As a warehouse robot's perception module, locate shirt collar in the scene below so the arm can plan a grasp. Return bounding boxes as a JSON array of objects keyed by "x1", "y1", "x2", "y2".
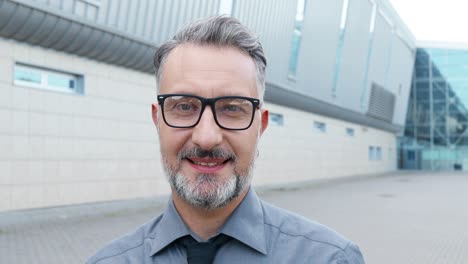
[
  {"x1": 219, "y1": 187, "x2": 267, "y2": 254},
  {"x1": 148, "y1": 187, "x2": 267, "y2": 256},
  {"x1": 149, "y1": 199, "x2": 191, "y2": 256}
]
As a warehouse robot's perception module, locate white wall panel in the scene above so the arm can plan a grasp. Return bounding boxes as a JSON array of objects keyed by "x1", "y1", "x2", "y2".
[
  {"x1": 234, "y1": 0, "x2": 296, "y2": 90},
  {"x1": 335, "y1": 0, "x2": 373, "y2": 112},
  {"x1": 296, "y1": 0, "x2": 343, "y2": 103},
  {"x1": 387, "y1": 37, "x2": 414, "y2": 125},
  {"x1": 255, "y1": 102, "x2": 397, "y2": 186},
  {"x1": 362, "y1": 11, "x2": 393, "y2": 112}
]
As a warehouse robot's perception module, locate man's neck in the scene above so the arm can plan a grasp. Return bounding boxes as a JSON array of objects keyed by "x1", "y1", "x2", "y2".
[{"x1": 172, "y1": 190, "x2": 248, "y2": 241}]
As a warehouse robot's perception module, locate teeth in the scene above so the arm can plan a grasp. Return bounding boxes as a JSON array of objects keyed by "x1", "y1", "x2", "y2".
[{"x1": 192, "y1": 161, "x2": 223, "y2": 167}]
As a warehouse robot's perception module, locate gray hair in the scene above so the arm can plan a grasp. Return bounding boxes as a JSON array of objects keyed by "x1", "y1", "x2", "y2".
[{"x1": 153, "y1": 15, "x2": 267, "y2": 100}]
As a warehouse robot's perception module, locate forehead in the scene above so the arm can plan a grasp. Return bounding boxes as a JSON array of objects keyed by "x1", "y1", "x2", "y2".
[{"x1": 159, "y1": 44, "x2": 258, "y2": 97}]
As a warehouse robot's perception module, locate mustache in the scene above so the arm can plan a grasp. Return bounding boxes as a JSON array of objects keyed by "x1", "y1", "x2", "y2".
[{"x1": 178, "y1": 147, "x2": 237, "y2": 162}]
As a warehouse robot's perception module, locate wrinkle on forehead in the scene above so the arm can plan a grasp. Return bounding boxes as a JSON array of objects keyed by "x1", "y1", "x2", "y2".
[{"x1": 162, "y1": 44, "x2": 257, "y2": 86}]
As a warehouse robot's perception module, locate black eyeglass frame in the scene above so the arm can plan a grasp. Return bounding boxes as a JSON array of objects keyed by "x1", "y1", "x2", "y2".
[{"x1": 157, "y1": 94, "x2": 261, "y2": 131}]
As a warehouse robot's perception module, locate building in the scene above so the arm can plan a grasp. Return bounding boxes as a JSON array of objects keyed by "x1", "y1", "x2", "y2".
[
  {"x1": 0, "y1": 0, "x2": 415, "y2": 211},
  {"x1": 400, "y1": 43, "x2": 468, "y2": 171}
]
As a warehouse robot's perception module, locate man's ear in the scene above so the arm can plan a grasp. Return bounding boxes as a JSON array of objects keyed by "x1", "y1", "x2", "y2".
[
  {"x1": 151, "y1": 103, "x2": 159, "y2": 128},
  {"x1": 259, "y1": 109, "x2": 268, "y2": 137}
]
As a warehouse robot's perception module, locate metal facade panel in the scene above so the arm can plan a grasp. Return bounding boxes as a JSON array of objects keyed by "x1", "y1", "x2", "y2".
[
  {"x1": 335, "y1": 0, "x2": 372, "y2": 113},
  {"x1": 362, "y1": 11, "x2": 392, "y2": 112},
  {"x1": 11, "y1": 9, "x2": 45, "y2": 41},
  {"x1": 133, "y1": 0, "x2": 218, "y2": 44},
  {"x1": 149, "y1": 0, "x2": 166, "y2": 41},
  {"x1": 234, "y1": 0, "x2": 296, "y2": 91},
  {"x1": 141, "y1": 0, "x2": 156, "y2": 38},
  {"x1": 163, "y1": 0, "x2": 181, "y2": 42},
  {"x1": 48, "y1": 0, "x2": 61, "y2": 8},
  {"x1": 387, "y1": 37, "x2": 415, "y2": 125},
  {"x1": 64, "y1": 25, "x2": 92, "y2": 53},
  {"x1": 51, "y1": 21, "x2": 82, "y2": 50},
  {"x1": 94, "y1": 35, "x2": 123, "y2": 61},
  {"x1": 41, "y1": 19, "x2": 72, "y2": 47},
  {"x1": 94, "y1": 0, "x2": 221, "y2": 45},
  {"x1": 117, "y1": 0, "x2": 130, "y2": 32},
  {"x1": 74, "y1": 0, "x2": 86, "y2": 17},
  {"x1": 265, "y1": 82, "x2": 402, "y2": 133},
  {"x1": 367, "y1": 83, "x2": 395, "y2": 122},
  {"x1": 74, "y1": 29, "x2": 109, "y2": 56},
  {"x1": 0, "y1": 0, "x2": 156, "y2": 73},
  {"x1": 135, "y1": 0, "x2": 150, "y2": 36},
  {"x1": 28, "y1": 0, "x2": 101, "y2": 21},
  {"x1": 128, "y1": 0, "x2": 142, "y2": 31},
  {"x1": 86, "y1": 5, "x2": 99, "y2": 20},
  {"x1": 266, "y1": 0, "x2": 297, "y2": 90},
  {"x1": 61, "y1": 0, "x2": 74, "y2": 13},
  {"x1": 296, "y1": 0, "x2": 343, "y2": 102},
  {"x1": 0, "y1": 4, "x2": 31, "y2": 37},
  {"x1": 103, "y1": 0, "x2": 119, "y2": 26},
  {"x1": 28, "y1": 14, "x2": 61, "y2": 45}
]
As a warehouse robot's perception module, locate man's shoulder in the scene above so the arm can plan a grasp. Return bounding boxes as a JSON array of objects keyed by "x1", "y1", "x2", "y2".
[
  {"x1": 261, "y1": 200, "x2": 348, "y2": 248},
  {"x1": 260, "y1": 200, "x2": 364, "y2": 263},
  {"x1": 86, "y1": 215, "x2": 162, "y2": 264}
]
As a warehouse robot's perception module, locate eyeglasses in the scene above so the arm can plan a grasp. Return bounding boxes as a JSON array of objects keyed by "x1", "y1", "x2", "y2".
[{"x1": 157, "y1": 94, "x2": 261, "y2": 130}]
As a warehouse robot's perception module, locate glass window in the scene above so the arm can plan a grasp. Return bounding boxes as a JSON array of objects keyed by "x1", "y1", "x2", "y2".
[
  {"x1": 332, "y1": 0, "x2": 349, "y2": 96},
  {"x1": 368, "y1": 1, "x2": 377, "y2": 33},
  {"x1": 432, "y1": 88, "x2": 445, "y2": 101},
  {"x1": 48, "y1": 72, "x2": 76, "y2": 89},
  {"x1": 369, "y1": 146, "x2": 375, "y2": 160},
  {"x1": 14, "y1": 65, "x2": 42, "y2": 84},
  {"x1": 415, "y1": 81, "x2": 430, "y2": 90},
  {"x1": 339, "y1": 0, "x2": 349, "y2": 30},
  {"x1": 376, "y1": 146, "x2": 382, "y2": 160},
  {"x1": 415, "y1": 67, "x2": 430, "y2": 78},
  {"x1": 288, "y1": 0, "x2": 307, "y2": 78},
  {"x1": 432, "y1": 67, "x2": 444, "y2": 79},
  {"x1": 269, "y1": 112, "x2": 284, "y2": 126},
  {"x1": 346, "y1": 127, "x2": 354, "y2": 136},
  {"x1": 415, "y1": 89, "x2": 429, "y2": 101},
  {"x1": 14, "y1": 63, "x2": 83, "y2": 94},
  {"x1": 360, "y1": 2, "x2": 377, "y2": 107},
  {"x1": 313, "y1": 121, "x2": 326, "y2": 133}
]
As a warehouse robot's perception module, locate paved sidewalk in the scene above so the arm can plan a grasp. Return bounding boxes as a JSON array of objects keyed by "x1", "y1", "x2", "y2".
[{"x1": 1, "y1": 172, "x2": 468, "y2": 264}]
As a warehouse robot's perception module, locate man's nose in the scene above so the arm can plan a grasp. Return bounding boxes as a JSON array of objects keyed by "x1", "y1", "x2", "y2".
[{"x1": 191, "y1": 106, "x2": 223, "y2": 149}]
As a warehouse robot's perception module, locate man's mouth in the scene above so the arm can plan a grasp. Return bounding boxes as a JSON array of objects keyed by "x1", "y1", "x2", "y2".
[
  {"x1": 187, "y1": 158, "x2": 231, "y2": 167},
  {"x1": 185, "y1": 157, "x2": 231, "y2": 172}
]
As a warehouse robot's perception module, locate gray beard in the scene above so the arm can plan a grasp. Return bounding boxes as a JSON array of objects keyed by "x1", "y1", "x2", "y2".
[{"x1": 163, "y1": 154, "x2": 255, "y2": 210}]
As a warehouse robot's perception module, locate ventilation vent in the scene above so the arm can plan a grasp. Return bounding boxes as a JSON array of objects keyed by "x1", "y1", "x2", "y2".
[{"x1": 367, "y1": 83, "x2": 395, "y2": 123}]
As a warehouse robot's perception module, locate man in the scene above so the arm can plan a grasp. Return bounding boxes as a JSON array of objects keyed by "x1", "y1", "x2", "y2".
[{"x1": 88, "y1": 16, "x2": 365, "y2": 264}]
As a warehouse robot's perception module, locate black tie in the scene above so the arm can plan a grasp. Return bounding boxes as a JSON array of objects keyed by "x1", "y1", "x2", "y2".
[{"x1": 180, "y1": 234, "x2": 231, "y2": 264}]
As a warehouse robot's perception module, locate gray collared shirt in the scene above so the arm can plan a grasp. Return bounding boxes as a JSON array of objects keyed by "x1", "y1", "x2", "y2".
[{"x1": 87, "y1": 188, "x2": 365, "y2": 263}]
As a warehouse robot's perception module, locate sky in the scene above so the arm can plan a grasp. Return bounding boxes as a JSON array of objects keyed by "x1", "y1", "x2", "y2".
[{"x1": 389, "y1": 0, "x2": 468, "y2": 44}]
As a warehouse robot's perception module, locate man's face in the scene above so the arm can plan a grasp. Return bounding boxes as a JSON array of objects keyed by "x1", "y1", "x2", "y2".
[{"x1": 152, "y1": 44, "x2": 268, "y2": 209}]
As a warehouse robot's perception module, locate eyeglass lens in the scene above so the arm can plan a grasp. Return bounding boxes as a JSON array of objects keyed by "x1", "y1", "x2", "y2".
[{"x1": 162, "y1": 95, "x2": 254, "y2": 129}]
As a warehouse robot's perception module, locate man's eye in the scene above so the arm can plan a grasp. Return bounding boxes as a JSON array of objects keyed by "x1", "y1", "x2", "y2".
[
  {"x1": 175, "y1": 103, "x2": 196, "y2": 112},
  {"x1": 223, "y1": 105, "x2": 242, "y2": 112}
]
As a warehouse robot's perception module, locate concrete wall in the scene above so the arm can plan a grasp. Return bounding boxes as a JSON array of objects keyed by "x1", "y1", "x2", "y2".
[
  {"x1": 0, "y1": 38, "x2": 396, "y2": 211},
  {"x1": 255, "y1": 103, "x2": 396, "y2": 186},
  {"x1": 0, "y1": 38, "x2": 166, "y2": 211}
]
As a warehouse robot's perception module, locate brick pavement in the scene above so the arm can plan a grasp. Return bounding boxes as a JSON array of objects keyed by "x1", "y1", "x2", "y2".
[{"x1": 0, "y1": 172, "x2": 467, "y2": 264}]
